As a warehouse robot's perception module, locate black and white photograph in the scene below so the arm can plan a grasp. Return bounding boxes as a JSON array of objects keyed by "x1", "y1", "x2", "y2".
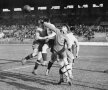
[{"x1": 0, "y1": 0, "x2": 108, "y2": 90}]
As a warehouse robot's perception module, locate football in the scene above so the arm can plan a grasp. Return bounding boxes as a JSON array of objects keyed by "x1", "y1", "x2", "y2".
[{"x1": 23, "y1": 5, "x2": 31, "y2": 12}]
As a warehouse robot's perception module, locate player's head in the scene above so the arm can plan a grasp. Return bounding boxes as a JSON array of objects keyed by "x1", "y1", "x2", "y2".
[
  {"x1": 39, "y1": 16, "x2": 50, "y2": 23},
  {"x1": 61, "y1": 24, "x2": 70, "y2": 34},
  {"x1": 38, "y1": 16, "x2": 50, "y2": 29},
  {"x1": 43, "y1": 16, "x2": 50, "y2": 22},
  {"x1": 61, "y1": 26, "x2": 68, "y2": 34}
]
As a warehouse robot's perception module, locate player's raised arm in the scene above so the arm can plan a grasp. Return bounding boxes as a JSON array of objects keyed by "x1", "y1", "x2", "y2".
[
  {"x1": 74, "y1": 37, "x2": 80, "y2": 58},
  {"x1": 45, "y1": 31, "x2": 56, "y2": 39},
  {"x1": 43, "y1": 22, "x2": 58, "y2": 32}
]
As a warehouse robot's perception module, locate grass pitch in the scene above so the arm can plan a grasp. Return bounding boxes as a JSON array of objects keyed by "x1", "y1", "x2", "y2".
[{"x1": 0, "y1": 45, "x2": 108, "y2": 90}]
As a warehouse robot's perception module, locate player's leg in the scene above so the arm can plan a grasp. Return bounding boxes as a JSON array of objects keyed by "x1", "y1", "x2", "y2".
[
  {"x1": 58, "y1": 52, "x2": 72, "y2": 85},
  {"x1": 32, "y1": 44, "x2": 43, "y2": 75},
  {"x1": 41, "y1": 44, "x2": 49, "y2": 66},
  {"x1": 64, "y1": 61, "x2": 73, "y2": 80},
  {"x1": 58, "y1": 67, "x2": 64, "y2": 84},
  {"x1": 45, "y1": 52, "x2": 57, "y2": 75},
  {"x1": 32, "y1": 51, "x2": 42, "y2": 75},
  {"x1": 21, "y1": 44, "x2": 39, "y2": 65},
  {"x1": 58, "y1": 59, "x2": 71, "y2": 85},
  {"x1": 71, "y1": 44, "x2": 75, "y2": 64},
  {"x1": 42, "y1": 39, "x2": 54, "y2": 66},
  {"x1": 45, "y1": 39, "x2": 55, "y2": 75},
  {"x1": 66, "y1": 49, "x2": 74, "y2": 78},
  {"x1": 21, "y1": 53, "x2": 33, "y2": 65}
]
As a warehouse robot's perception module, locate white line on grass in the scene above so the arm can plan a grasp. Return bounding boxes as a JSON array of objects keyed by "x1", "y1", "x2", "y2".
[
  {"x1": 79, "y1": 56, "x2": 108, "y2": 58},
  {"x1": 2, "y1": 65, "x2": 34, "y2": 72},
  {"x1": 2, "y1": 56, "x2": 108, "y2": 72}
]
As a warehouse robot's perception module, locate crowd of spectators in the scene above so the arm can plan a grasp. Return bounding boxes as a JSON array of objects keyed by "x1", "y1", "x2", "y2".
[
  {"x1": 0, "y1": 17, "x2": 107, "y2": 42},
  {"x1": 0, "y1": 24, "x2": 105, "y2": 41},
  {"x1": 0, "y1": 24, "x2": 37, "y2": 41},
  {"x1": 71, "y1": 24, "x2": 106, "y2": 40}
]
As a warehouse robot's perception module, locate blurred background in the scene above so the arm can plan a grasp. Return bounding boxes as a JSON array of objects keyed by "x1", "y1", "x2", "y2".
[{"x1": 0, "y1": 0, "x2": 108, "y2": 43}]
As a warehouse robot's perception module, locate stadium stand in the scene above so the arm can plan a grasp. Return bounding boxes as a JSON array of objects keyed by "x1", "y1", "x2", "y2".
[{"x1": 0, "y1": 0, "x2": 108, "y2": 43}]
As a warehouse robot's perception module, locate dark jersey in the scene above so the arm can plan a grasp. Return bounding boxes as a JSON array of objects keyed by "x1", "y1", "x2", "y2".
[
  {"x1": 36, "y1": 27, "x2": 47, "y2": 38},
  {"x1": 33, "y1": 27, "x2": 48, "y2": 51}
]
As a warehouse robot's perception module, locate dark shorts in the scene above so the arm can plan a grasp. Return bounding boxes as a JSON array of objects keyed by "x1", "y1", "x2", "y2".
[
  {"x1": 51, "y1": 46, "x2": 66, "y2": 62},
  {"x1": 32, "y1": 40, "x2": 46, "y2": 51},
  {"x1": 47, "y1": 39, "x2": 55, "y2": 52}
]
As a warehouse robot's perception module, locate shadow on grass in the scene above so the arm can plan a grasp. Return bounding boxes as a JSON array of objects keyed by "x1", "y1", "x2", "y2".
[
  {"x1": 0, "y1": 79, "x2": 45, "y2": 90},
  {"x1": 0, "y1": 71, "x2": 107, "y2": 90},
  {"x1": 0, "y1": 58, "x2": 105, "y2": 74},
  {"x1": 0, "y1": 58, "x2": 21, "y2": 64},
  {"x1": 103, "y1": 70, "x2": 108, "y2": 73},
  {"x1": 0, "y1": 71, "x2": 57, "y2": 86},
  {"x1": 0, "y1": 58, "x2": 35, "y2": 65}
]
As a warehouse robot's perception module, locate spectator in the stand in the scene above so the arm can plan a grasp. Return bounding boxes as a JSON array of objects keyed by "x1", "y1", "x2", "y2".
[
  {"x1": 106, "y1": 32, "x2": 108, "y2": 41},
  {"x1": 0, "y1": 30, "x2": 5, "y2": 39}
]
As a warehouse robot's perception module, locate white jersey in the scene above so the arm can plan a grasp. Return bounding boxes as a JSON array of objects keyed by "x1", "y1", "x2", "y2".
[
  {"x1": 66, "y1": 32, "x2": 77, "y2": 47},
  {"x1": 46, "y1": 28, "x2": 56, "y2": 39}
]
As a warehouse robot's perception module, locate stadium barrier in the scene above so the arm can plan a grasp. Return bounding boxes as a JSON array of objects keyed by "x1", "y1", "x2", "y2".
[
  {"x1": 0, "y1": 38, "x2": 108, "y2": 46},
  {"x1": 79, "y1": 42, "x2": 108, "y2": 46}
]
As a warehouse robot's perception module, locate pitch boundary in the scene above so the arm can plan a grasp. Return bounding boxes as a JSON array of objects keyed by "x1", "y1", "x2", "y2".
[
  {"x1": 79, "y1": 42, "x2": 108, "y2": 46},
  {"x1": 2, "y1": 65, "x2": 34, "y2": 72},
  {"x1": 0, "y1": 42, "x2": 108, "y2": 46}
]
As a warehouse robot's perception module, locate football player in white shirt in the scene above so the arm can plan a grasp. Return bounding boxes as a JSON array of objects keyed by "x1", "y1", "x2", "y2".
[
  {"x1": 66, "y1": 30, "x2": 79, "y2": 64},
  {"x1": 45, "y1": 25, "x2": 79, "y2": 77}
]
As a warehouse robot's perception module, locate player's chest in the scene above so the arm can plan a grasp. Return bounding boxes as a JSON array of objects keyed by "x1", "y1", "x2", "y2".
[
  {"x1": 39, "y1": 30, "x2": 47, "y2": 36},
  {"x1": 55, "y1": 34, "x2": 65, "y2": 44}
]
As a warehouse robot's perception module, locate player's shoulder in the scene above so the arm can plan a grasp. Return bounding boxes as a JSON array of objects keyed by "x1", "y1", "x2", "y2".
[
  {"x1": 67, "y1": 32, "x2": 73, "y2": 37},
  {"x1": 63, "y1": 34, "x2": 69, "y2": 40},
  {"x1": 36, "y1": 27, "x2": 43, "y2": 32}
]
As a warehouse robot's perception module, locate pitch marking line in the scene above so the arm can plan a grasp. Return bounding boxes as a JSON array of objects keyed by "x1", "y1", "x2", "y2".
[
  {"x1": 79, "y1": 56, "x2": 108, "y2": 58},
  {"x1": 2, "y1": 56, "x2": 108, "y2": 72},
  {"x1": 2, "y1": 65, "x2": 34, "y2": 72}
]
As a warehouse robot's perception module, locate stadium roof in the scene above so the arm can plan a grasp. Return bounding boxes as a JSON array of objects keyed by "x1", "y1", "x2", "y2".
[{"x1": 0, "y1": 0, "x2": 107, "y2": 9}]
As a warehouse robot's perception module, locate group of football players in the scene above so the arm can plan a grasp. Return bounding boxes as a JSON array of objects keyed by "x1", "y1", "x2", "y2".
[{"x1": 21, "y1": 17, "x2": 79, "y2": 85}]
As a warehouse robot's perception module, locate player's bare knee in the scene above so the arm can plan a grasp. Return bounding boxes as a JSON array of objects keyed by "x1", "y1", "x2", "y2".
[{"x1": 42, "y1": 44, "x2": 49, "y2": 53}]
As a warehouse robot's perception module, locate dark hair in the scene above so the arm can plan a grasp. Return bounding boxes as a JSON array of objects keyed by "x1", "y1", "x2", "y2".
[
  {"x1": 39, "y1": 16, "x2": 50, "y2": 22},
  {"x1": 62, "y1": 24, "x2": 70, "y2": 32}
]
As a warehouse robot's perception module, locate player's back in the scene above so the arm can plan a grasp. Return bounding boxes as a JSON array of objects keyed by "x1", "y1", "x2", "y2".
[{"x1": 53, "y1": 29, "x2": 66, "y2": 52}]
